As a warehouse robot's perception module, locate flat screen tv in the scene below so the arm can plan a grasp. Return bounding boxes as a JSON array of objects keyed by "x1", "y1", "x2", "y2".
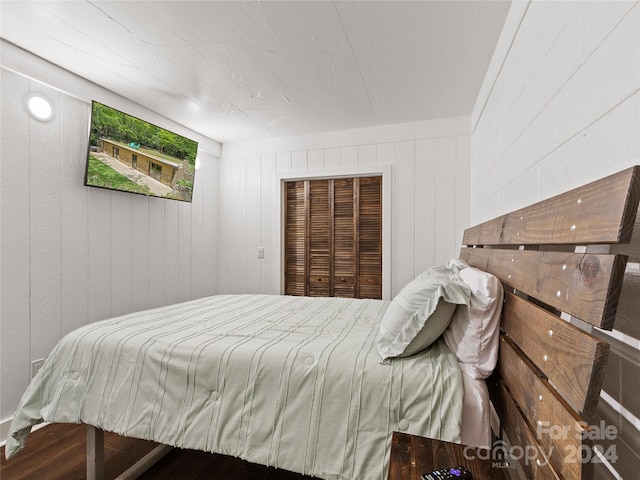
[{"x1": 85, "y1": 101, "x2": 199, "y2": 202}]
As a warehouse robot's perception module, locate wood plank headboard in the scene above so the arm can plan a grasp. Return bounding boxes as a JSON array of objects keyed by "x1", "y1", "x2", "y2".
[{"x1": 459, "y1": 166, "x2": 640, "y2": 480}]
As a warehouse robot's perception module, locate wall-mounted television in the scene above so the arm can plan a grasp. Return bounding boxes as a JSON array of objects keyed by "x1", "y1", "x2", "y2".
[{"x1": 85, "y1": 101, "x2": 198, "y2": 202}]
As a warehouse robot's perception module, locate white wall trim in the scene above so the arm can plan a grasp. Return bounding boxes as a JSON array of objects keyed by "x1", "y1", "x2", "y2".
[
  {"x1": 0, "y1": 417, "x2": 11, "y2": 448},
  {"x1": 274, "y1": 165, "x2": 393, "y2": 300},
  {"x1": 222, "y1": 116, "x2": 470, "y2": 157}
]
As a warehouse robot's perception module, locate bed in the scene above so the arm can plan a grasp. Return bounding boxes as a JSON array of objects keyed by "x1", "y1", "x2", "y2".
[
  {"x1": 5, "y1": 276, "x2": 498, "y2": 480},
  {"x1": 8, "y1": 165, "x2": 637, "y2": 480}
]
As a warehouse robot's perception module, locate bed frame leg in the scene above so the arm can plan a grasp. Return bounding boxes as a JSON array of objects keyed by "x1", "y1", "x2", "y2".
[
  {"x1": 87, "y1": 425, "x2": 105, "y2": 480},
  {"x1": 85, "y1": 423, "x2": 173, "y2": 480}
]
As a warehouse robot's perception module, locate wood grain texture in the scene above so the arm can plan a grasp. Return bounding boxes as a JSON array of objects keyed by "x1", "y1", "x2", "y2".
[
  {"x1": 387, "y1": 432, "x2": 507, "y2": 480},
  {"x1": 357, "y1": 176, "x2": 382, "y2": 298},
  {"x1": 284, "y1": 181, "x2": 306, "y2": 296},
  {"x1": 498, "y1": 336, "x2": 592, "y2": 480},
  {"x1": 463, "y1": 166, "x2": 640, "y2": 246},
  {"x1": 333, "y1": 178, "x2": 356, "y2": 297},
  {"x1": 501, "y1": 293, "x2": 609, "y2": 417},
  {"x1": 284, "y1": 176, "x2": 381, "y2": 299},
  {"x1": 466, "y1": 166, "x2": 640, "y2": 480},
  {"x1": 307, "y1": 179, "x2": 331, "y2": 296},
  {"x1": 494, "y1": 383, "x2": 562, "y2": 480},
  {"x1": 611, "y1": 210, "x2": 640, "y2": 263},
  {"x1": 460, "y1": 247, "x2": 627, "y2": 329}
]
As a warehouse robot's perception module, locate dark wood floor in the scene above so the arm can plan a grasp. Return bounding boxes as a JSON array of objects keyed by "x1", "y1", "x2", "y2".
[{"x1": 1, "y1": 424, "x2": 320, "y2": 480}]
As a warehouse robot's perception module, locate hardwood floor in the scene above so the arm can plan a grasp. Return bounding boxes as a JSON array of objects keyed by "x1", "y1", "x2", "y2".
[{"x1": 1, "y1": 424, "x2": 320, "y2": 480}]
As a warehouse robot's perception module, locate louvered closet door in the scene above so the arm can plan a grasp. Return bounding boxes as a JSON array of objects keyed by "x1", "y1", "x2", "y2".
[
  {"x1": 333, "y1": 178, "x2": 356, "y2": 297},
  {"x1": 285, "y1": 181, "x2": 306, "y2": 296},
  {"x1": 357, "y1": 176, "x2": 382, "y2": 299},
  {"x1": 284, "y1": 176, "x2": 382, "y2": 299},
  {"x1": 308, "y1": 180, "x2": 331, "y2": 296}
]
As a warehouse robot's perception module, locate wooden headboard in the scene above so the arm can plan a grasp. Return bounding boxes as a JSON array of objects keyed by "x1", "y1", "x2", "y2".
[{"x1": 459, "y1": 166, "x2": 640, "y2": 480}]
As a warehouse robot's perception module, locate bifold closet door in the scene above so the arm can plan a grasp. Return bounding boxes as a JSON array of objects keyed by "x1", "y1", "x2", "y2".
[
  {"x1": 284, "y1": 176, "x2": 381, "y2": 299},
  {"x1": 332, "y1": 178, "x2": 356, "y2": 298},
  {"x1": 307, "y1": 180, "x2": 331, "y2": 296},
  {"x1": 285, "y1": 181, "x2": 306, "y2": 296},
  {"x1": 357, "y1": 176, "x2": 382, "y2": 299}
]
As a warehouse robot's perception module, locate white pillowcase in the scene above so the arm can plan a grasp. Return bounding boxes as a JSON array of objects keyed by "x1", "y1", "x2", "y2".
[
  {"x1": 443, "y1": 262, "x2": 503, "y2": 379},
  {"x1": 377, "y1": 265, "x2": 471, "y2": 364}
]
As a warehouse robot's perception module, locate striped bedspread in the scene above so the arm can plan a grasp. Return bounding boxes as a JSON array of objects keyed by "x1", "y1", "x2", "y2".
[{"x1": 6, "y1": 294, "x2": 463, "y2": 479}]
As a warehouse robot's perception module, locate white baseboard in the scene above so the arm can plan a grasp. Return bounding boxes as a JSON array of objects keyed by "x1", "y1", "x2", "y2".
[{"x1": 0, "y1": 417, "x2": 11, "y2": 448}]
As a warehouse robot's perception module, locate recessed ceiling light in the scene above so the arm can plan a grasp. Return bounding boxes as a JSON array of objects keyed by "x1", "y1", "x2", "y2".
[{"x1": 26, "y1": 94, "x2": 54, "y2": 121}]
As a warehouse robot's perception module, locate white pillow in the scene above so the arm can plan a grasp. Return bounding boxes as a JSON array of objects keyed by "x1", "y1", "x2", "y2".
[
  {"x1": 377, "y1": 265, "x2": 471, "y2": 364},
  {"x1": 443, "y1": 265, "x2": 503, "y2": 379}
]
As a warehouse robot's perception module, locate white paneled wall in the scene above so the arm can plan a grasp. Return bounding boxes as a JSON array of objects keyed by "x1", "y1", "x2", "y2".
[
  {"x1": 219, "y1": 118, "x2": 471, "y2": 299},
  {"x1": 471, "y1": 0, "x2": 639, "y2": 224},
  {"x1": 0, "y1": 50, "x2": 219, "y2": 428}
]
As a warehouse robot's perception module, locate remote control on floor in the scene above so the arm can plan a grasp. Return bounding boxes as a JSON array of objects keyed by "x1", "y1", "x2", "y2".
[{"x1": 421, "y1": 466, "x2": 472, "y2": 480}]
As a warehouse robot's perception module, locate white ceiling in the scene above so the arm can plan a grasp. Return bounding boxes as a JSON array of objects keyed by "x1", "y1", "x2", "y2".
[{"x1": 1, "y1": 1, "x2": 511, "y2": 144}]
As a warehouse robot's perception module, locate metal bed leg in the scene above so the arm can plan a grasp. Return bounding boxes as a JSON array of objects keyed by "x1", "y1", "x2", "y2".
[
  {"x1": 87, "y1": 425, "x2": 104, "y2": 480},
  {"x1": 85, "y1": 423, "x2": 173, "y2": 480},
  {"x1": 113, "y1": 444, "x2": 173, "y2": 480}
]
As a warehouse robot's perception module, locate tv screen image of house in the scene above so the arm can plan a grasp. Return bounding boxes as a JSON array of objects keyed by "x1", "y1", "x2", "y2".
[{"x1": 85, "y1": 101, "x2": 199, "y2": 202}]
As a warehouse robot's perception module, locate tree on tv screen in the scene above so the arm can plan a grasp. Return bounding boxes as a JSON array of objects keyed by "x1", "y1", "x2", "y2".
[{"x1": 90, "y1": 102, "x2": 197, "y2": 165}]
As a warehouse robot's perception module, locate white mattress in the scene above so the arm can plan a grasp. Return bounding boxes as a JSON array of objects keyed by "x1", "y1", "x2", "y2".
[{"x1": 6, "y1": 294, "x2": 465, "y2": 480}]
